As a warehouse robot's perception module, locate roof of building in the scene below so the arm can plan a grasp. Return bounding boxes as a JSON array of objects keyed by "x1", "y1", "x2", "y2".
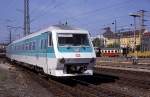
[
  {"x1": 143, "y1": 32, "x2": 150, "y2": 37},
  {"x1": 103, "y1": 29, "x2": 146, "y2": 39},
  {"x1": 101, "y1": 47, "x2": 121, "y2": 50}
]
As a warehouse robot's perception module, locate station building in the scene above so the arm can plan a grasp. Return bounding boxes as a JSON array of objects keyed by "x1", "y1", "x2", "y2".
[
  {"x1": 141, "y1": 32, "x2": 150, "y2": 51},
  {"x1": 103, "y1": 28, "x2": 145, "y2": 50}
]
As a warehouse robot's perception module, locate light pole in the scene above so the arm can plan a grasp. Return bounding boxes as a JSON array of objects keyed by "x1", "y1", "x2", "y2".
[
  {"x1": 24, "y1": 0, "x2": 30, "y2": 36},
  {"x1": 112, "y1": 20, "x2": 118, "y2": 48},
  {"x1": 129, "y1": 13, "x2": 140, "y2": 64},
  {"x1": 112, "y1": 19, "x2": 117, "y2": 33}
]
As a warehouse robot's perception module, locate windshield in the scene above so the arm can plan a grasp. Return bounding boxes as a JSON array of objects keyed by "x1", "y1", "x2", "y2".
[{"x1": 58, "y1": 33, "x2": 90, "y2": 46}]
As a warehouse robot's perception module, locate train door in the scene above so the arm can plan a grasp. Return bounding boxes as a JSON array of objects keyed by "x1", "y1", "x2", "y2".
[
  {"x1": 40, "y1": 32, "x2": 49, "y2": 74},
  {"x1": 45, "y1": 32, "x2": 49, "y2": 74},
  {"x1": 44, "y1": 32, "x2": 53, "y2": 74}
]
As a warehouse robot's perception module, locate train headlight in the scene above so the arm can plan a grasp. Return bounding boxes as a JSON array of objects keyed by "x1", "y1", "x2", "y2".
[
  {"x1": 90, "y1": 57, "x2": 95, "y2": 63},
  {"x1": 59, "y1": 58, "x2": 65, "y2": 64}
]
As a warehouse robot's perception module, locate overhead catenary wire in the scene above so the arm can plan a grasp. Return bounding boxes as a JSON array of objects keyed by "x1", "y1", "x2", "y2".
[
  {"x1": 60, "y1": 0, "x2": 136, "y2": 32},
  {"x1": 30, "y1": 0, "x2": 146, "y2": 33},
  {"x1": 30, "y1": 0, "x2": 68, "y2": 23},
  {"x1": 31, "y1": 0, "x2": 131, "y2": 25},
  {"x1": 63, "y1": 0, "x2": 131, "y2": 22},
  {"x1": 30, "y1": 0, "x2": 56, "y2": 15}
]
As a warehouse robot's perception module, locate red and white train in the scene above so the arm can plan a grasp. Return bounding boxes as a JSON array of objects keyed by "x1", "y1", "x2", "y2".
[
  {"x1": 101, "y1": 48, "x2": 123, "y2": 57},
  {"x1": 94, "y1": 48, "x2": 123, "y2": 57}
]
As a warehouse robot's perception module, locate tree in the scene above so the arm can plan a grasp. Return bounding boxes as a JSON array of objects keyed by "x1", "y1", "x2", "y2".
[
  {"x1": 92, "y1": 38, "x2": 101, "y2": 47},
  {"x1": 136, "y1": 45, "x2": 141, "y2": 51},
  {"x1": 107, "y1": 42, "x2": 120, "y2": 48}
]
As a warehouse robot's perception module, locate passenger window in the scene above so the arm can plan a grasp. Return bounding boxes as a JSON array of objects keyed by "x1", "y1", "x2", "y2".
[
  {"x1": 49, "y1": 33, "x2": 52, "y2": 46},
  {"x1": 33, "y1": 42, "x2": 35, "y2": 50},
  {"x1": 26, "y1": 43, "x2": 28, "y2": 50},
  {"x1": 41, "y1": 40, "x2": 43, "y2": 49},
  {"x1": 44, "y1": 39, "x2": 47, "y2": 48},
  {"x1": 29, "y1": 43, "x2": 31, "y2": 50}
]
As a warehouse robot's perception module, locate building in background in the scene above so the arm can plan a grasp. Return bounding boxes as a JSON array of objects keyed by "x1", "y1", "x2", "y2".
[
  {"x1": 102, "y1": 27, "x2": 145, "y2": 51},
  {"x1": 103, "y1": 27, "x2": 120, "y2": 48},
  {"x1": 119, "y1": 30, "x2": 141, "y2": 49},
  {"x1": 141, "y1": 32, "x2": 150, "y2": 51}
]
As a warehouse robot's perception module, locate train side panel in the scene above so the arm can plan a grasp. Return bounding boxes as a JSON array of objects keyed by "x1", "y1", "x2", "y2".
[{"x1": 6, "y1": 32, "x2": 57, "y2": 74}]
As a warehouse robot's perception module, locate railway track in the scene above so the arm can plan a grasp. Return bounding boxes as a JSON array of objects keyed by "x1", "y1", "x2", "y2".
[
  {"x1": 70, "y1": 76, "x2": 131, "y2": 97},
  {"x1": 29, "y1": 72, "x2": 132, "y2": 97},
  {"x1": 95, "y1": 68, "x2": 150, "y2": 97},
  {"x1": 4, "y1": 59, "x2": 150, "y2": 97},
  {"x1": 98, "y1": 63, "x2": 150, "y2": 69}
]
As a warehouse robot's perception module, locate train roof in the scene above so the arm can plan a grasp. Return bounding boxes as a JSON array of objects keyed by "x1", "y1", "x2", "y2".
[
  {"x1": 9, "y1": 25, "x2": 88, "y2": 45},
  {"x1": 101, "y1": 48, "x2": 121, "y2": 50},
  {"x1": 52, "y1": 24, "x2": 81, "y2": 30}
]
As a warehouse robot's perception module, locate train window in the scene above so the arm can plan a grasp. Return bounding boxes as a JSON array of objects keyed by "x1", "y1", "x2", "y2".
[
  {"x1": 49, "y1": 33, "x2": 52, "y2": 46},
  {"x1": 19, "y1": 45, "x2": 20, "y2": 50},
  {"x1": 16, "y1": 46, "x2": 18, "y2": 50},
  {"x1": 28, "y1": 43, "x2": 30, "y2": 50},
  {"x1": 33, "y1": 42, "x2": 35, "y2": 50},
  {"x1": 17, "y1": 45, "x2": 18, "y2": 50},
  {"x1": 41, "y1": 39, "x2": 47, "y2": 49},
  {"x1": 18, "y1": 45, "x2": 20, "y2": 50},
  {"x1": 29, "y1": 42, "x2": 32, "y2": 50},
  {"x1": 11, "y1": 46, "x2": 13, "y2": 51},
  {"x1": 41, "y1": 40, "x2": 43, "y2": 49},
  {"x1": 44, "y1": 39, "x2": 47, "y2": 48},
  {"x1": 30, "y1": 43, "x2": 32, "y2": 50},
  {"x1": 23, "y1": 44, "x2": 25, "y2": 50},
  {"x1": 30, "y1": 42, "x2": 32, "y2": 50},
  {"x1": 15, "y1": 46, "x2": 17, "y2": 50},
  {"x1": 26, "y1": 43, "x2": 28, "y2": 50},
  {"x1": 22, "y1": 44, "x2": 24, "y2": 50},
  {"x1": 58, "y1": 33, "x2": 90, "y2": 46}
]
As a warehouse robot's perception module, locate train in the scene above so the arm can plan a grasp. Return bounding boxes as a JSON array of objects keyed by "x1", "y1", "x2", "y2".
[
  {"x1": 100, "y1": 48, "x2": 123, "y2": 57},
  {"x1": 95, "y1": 48, "x2": 123, "y2": 57},
  {"x1": 6, "y1": 25, "x2": 96, "y2": 76}
]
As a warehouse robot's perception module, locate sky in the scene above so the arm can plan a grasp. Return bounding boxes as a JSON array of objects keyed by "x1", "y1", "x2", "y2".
[{"x1": 0, "y1": 0, "x2": 150, "y2": 43}]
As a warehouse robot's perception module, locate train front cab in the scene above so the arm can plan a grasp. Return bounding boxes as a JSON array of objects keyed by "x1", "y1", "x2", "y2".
[{"x1": 47, "y1": 31, "x2": 96, "y2": 76}]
